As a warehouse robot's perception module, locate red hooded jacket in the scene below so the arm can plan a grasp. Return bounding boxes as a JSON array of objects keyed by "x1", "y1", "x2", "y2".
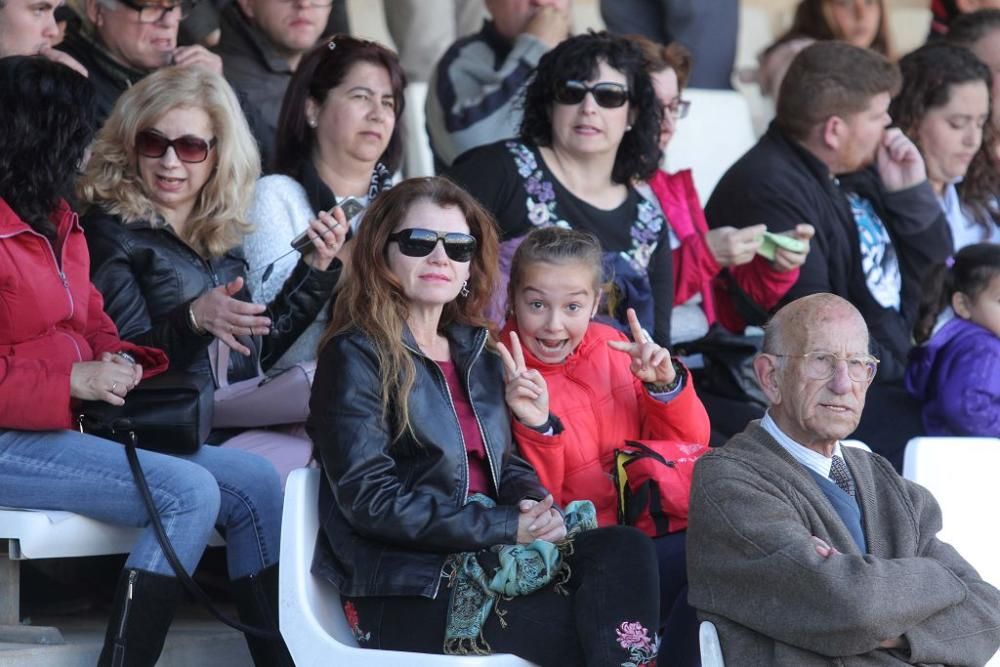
[
  {"x1": 501, "y1": 320, "x2": 711, "y2": 527},
  {"x1": 649, "y1": 168, "x2": 799, "y2": 332},
  {"x1": 0, "y1": 198, "x2": 167, "y2": 430}
]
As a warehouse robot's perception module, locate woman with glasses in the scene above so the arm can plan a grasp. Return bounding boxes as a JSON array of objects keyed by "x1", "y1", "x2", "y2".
[
  {"x1": 0, "y1": 56, "x2": 289, "y2": 667},
  {"x1": 243, "y1": 35, "x2": 405, "y2": 369},
  {"x1": 308, "y1": 176, "x2": 661, "y2": 666},
  {"x1": 631, "y1": 36, "x2": 813, "y2": 344},
  {"x1": 446, "y1": 31, "x2": 674, "y2": 343},
  {"x1": 79, "y1": 67, "x2": 341, "y2": 487},
  {"x1": 57, "y1": 0, "x2": 220, "y2": 122}
]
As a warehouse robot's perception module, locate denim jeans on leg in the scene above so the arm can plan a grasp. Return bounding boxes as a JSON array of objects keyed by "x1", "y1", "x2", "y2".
[{"x1": 0, "y1": 429, "x2": 282, "y2": 579}]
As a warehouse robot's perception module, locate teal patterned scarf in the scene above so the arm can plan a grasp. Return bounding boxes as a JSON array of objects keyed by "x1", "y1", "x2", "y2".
[{"x1": 443, "y1": 495, "x2": 597, "y2": 655}]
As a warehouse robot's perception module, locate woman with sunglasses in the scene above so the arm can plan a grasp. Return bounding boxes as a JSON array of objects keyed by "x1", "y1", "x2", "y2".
[
  {"x1": 308, "y1": 176, "x2": 660, "y2": 666},
  {"x1": 243, "y1": 35, "x2": 406, "y2": 370},
  {"x1": 446, "y1": 31, "x2": 674, "y2": 344},
  {"x1": 0, "y1": 56, "x2": 289, "y2": 667},
  {"x1": 79, "y1": 67, "x2": 341, "y2": 487},
  {"x1": 630, "y1": 36, "x2": 814, "y2": 345}
]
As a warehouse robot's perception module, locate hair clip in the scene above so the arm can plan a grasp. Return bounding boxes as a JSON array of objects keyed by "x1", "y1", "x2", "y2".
[
  {"x1": 328, "y1": 38, "x2": 337, "y2": 51},
  {"x1": 945, "y1": 255, "x2": 956, "y2": 269}
]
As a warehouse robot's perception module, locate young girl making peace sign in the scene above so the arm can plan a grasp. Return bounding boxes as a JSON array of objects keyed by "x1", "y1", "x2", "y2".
[{"x1": 498, "y1": 226, "x2": 710, "y2": 667}]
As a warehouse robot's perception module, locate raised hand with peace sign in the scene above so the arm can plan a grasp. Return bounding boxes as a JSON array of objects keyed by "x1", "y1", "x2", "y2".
[
  {"x1": 497, "y1": 331, "x2": 550, "y2": 429},
  {"x1": 607, "y1": 308, "x2": 677, "y2": 387}
]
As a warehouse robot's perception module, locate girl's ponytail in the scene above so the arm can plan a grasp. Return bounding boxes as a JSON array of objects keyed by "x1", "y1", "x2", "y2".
[{"x1": 914, "y1": 261, "x2": 954, "y2": 345}]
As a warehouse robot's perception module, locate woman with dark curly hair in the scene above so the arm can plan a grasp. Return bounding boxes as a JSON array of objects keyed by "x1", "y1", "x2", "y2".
[
  {"x1": 891, "y1": 42, "x2": 1000, "y2": 250},
  {"x1": 446, "y1": 31, "x2": 674, "y2": 344},
  {"x1": 0, "y1": 56, "x2": 289, "y2": 666},
  {"x1": 308, "y1": 176, "x2": 661, "y2": 666}
]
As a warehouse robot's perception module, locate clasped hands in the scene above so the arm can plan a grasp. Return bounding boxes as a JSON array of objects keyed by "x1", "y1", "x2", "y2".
[{"x1": 70, "y1": 351, "x2": 143, "y2": 406}]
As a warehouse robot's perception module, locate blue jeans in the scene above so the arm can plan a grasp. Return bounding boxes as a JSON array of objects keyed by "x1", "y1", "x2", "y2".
[{"x1": 0, "y1": 429, "x2": 282, "y2": 579}]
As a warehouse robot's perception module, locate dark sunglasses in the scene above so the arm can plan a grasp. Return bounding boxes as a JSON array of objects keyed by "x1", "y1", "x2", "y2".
[
  {"x1": 553, "y1": 80, "x2": 630, "y2": 108},
  {"x1": 136, "y1": 130, "x2": 217, "y2": 164},
  {"x1": 388, "y1": 228, "x2": 477, "y2": 262}
]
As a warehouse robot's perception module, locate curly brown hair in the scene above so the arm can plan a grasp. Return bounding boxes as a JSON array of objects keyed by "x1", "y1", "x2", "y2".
[{"x1": 891, "y1": 42, "x2": 999, "y2": 235}]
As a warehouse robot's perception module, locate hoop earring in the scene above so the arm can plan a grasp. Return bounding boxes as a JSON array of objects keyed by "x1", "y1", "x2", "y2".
[{"x1": 460, "y1": 280, "x2": 470, "y2": 298}]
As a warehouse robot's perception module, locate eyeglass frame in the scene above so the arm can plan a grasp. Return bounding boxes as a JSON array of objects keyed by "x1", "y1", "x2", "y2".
[
  {"x1": 115, "y1": 0, "x2": 196, "y2": 24},
  {"x1": 277, "y1": 0, "x2": 335, "y2": 7},
  {"x1": 135, "y1": 130, "x2": 218, "y2": 164},
  {"x1": 664, "y1": 97, "x2": 691, "y2": 119},
  {"x1": 768, "y1": 351, "x2": 880, "y2": 383},
  {"x1": 386, "y1": 228, "x2": 478, "y2": 263},
  {"x1": 552, "y1": 80, "x2": 631, "y2": 109}
]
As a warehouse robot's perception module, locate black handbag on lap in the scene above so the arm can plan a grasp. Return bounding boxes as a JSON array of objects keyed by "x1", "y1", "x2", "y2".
[
  {"x1": 76, "y1": 369, "x2": 280, "y2": 640},
  {"x1": 76, "y1": 371, "x2": 213, "y2": 454}
]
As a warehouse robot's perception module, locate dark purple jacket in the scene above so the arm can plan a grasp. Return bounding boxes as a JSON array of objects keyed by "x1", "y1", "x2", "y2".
[{"x1": 905, "y1": 316, "x2": 1000, "y2": 437}]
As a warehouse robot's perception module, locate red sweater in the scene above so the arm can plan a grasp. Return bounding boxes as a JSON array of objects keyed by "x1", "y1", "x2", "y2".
[
  {"x1": 501, "y1": 320, "x2": 711, "y2": 527},
  {"x1": 0, "y1": 198, "x2": 167, "y2": 430},
  {"x1": 649, "y1": 168, "x2": 799, "y2": 332}
]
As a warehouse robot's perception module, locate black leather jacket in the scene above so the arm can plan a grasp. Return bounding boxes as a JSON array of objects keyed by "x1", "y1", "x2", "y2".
[
  {"x1": 307, "y1": 323, "x2": 550, "y2": 598},
  {"x1": 83, "y1": 210, "x2": 339, "y2": 385}
]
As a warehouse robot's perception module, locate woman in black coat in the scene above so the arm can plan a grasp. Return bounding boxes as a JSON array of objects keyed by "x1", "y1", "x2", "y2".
[
  {"x1": 307, "y1": 176, "x2": 661, "y2": 666},
  {"x1": 79, "y1": 67, "x2": 344, "y2": 486}
]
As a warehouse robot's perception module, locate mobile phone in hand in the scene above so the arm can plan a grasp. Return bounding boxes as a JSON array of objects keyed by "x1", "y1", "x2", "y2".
[{"x1": 291, "y1": 197, "x2": 364, "y2": 255}]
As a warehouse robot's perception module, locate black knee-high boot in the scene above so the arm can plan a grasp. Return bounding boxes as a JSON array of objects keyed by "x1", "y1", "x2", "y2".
[
  {"x1": 230, "y1": 564, "x2": 294, "y2": 667},
  {"x1": 97, "y1": 569, "x2": 181, "y2": 667}
]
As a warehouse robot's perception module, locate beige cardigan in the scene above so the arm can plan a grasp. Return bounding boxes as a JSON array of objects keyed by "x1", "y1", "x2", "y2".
[{"x1": 687, "y1": 421, "x2": 1000, "y2": 666}]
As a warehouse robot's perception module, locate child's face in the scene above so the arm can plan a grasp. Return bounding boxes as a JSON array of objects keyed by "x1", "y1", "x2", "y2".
[
  {"x1": 957, "y1": 274, "x2": 1000, "y2": 338},
  {"x1": 512, "y1": 260, "x2": 600, "y2": 364}
]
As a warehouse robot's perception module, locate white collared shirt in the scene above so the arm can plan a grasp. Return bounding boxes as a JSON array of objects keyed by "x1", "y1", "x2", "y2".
[{"x1": 760, "y1": 411, "x2": 843, "y2": 478}]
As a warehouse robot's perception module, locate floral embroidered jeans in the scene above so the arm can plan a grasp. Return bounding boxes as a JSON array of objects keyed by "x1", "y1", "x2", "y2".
[{"x1": 342, "y1": 525, "x2": 661, "y2": 667}]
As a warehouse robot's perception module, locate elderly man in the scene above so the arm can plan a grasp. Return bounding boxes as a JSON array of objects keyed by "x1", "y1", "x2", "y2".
[
  {"x1": 686, "y1": 293, "x2": 1000, "y2": 666},
  {"x1": 214, "y1": 0, "x2": 330, "y2": 170},
  {"x1": 425, "y1": 0, "x2": 571, "y2": 168},
  {"x1": 57, "y1": 0, "x2": 221, "y2": 121}
]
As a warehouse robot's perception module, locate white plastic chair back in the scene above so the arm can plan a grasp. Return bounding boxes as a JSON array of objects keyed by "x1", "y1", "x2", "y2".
[
  {"x1": 402, "y1": 82, "x2": 435, "y2": 178},
  {"x1": 662, "y1": 89, "x2": 756, "y2": 203},
  {"x1": 278, "y1": 468, "x2": 537, "y2": 666},
  {"x1": 902, "y1": 437, "x2": 1000, "y2": 666},
  {"x1": 699, "y1": 620, "x2": 725, "y2": 667},
  {"x1": 841, "y1": 439, "x2": 872, "y2": 453}
]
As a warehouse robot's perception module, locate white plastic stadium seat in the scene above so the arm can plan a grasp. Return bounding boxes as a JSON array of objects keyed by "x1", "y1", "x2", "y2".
[
  {"x1": 0, "y1": 507, "x2": 223, "y2": 644},
  {"x1": 902, "y1": 436, "x2": 1000, "y2": 666},
  {"x1": 699, "y1": 620, "x2": 725, "y2": 667},
  {"x1": 841, "y1": 439, "x2": 872, "y2": 453},
  {"x1": 662, "y1": 88, "x2": 756, "y2": 203},
  {"x1": 278, "y1": 468, "x2": 537, "y2": 666},
  {"x1": 401, "y1": 82, "x2": 436, "y2": 178}
]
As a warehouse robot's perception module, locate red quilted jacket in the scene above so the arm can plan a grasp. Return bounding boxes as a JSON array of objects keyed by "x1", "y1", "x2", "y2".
[
  {"x1": 501, "y1": 320, "x2": 711, "y2": 527},
  {"x1": 0, "y1": 198, "x2": 167, "y2": 430},
  {"x1": 649, "y1": 168, "x2": 799, "y2": 333}
]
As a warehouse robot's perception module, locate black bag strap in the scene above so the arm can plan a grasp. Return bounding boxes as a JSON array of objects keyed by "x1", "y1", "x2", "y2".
[
  {"x1": 719, "y1": 269, "x2": 771, "y2": 328},
  {"x1": 122, "y1": 433, "x2": 281, "y2": 640}
]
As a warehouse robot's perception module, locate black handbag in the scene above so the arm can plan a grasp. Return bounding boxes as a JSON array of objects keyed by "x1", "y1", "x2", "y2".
[
  {"x1": 673, "y1": 269, "x2": 772, "y2": 409},
  {"x1": 76, "y1": 369, "x2": 280, "y2": 641},
  {"x1": 76, "y1": 371, "x2": 213, "y2": 454}
]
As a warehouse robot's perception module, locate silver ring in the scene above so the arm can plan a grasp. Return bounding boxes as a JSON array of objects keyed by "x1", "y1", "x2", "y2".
[{"x1": 111, "y1": 382, "x2": 119, "y2": 393}]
